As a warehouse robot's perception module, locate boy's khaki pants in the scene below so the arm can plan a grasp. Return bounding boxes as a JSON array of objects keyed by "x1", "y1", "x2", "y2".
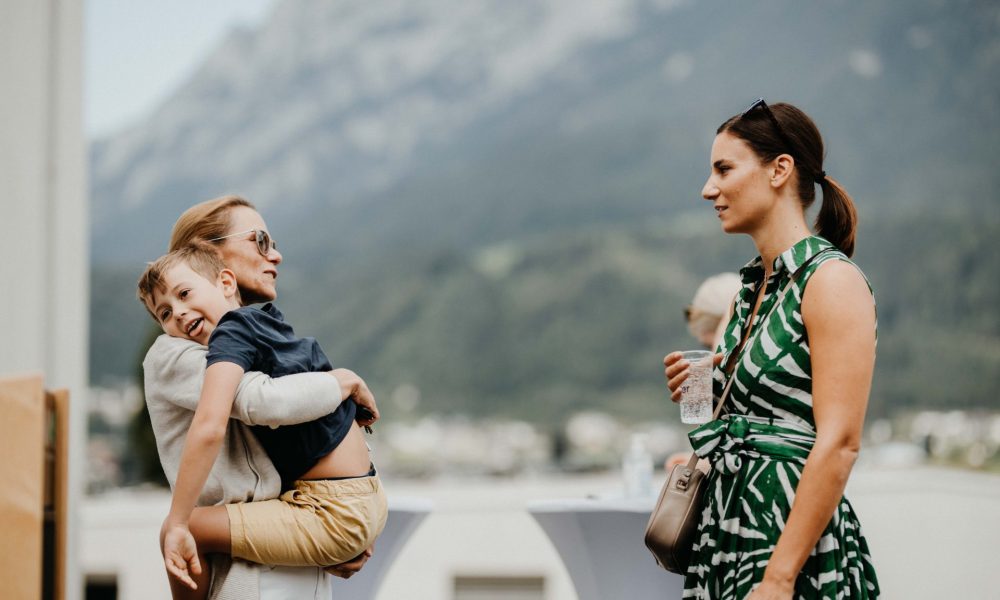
[{"x1": 226, "y1": 474, "x2": 387, "y2": 566}]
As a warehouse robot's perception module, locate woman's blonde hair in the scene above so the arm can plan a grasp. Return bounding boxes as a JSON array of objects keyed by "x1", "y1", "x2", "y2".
[{"x1": 168, "y1": 194, "x2": 255, "y2": 252}]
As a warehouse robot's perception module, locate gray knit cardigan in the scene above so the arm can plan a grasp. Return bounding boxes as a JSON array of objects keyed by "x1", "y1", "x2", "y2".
[{"x1": 143, "y1": 334, "x2": 343, "y2": 600}]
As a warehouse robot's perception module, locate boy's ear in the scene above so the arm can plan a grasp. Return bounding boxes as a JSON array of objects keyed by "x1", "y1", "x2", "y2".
[{"x1": 219, "y1": 268, "x2": 239, "y2": 298}]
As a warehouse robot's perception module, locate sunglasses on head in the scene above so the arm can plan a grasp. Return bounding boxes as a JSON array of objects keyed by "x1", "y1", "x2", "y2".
[
  {"x1": 740, "y1": 97, "x2": 796, "y2": 157},
  {"x1": 209, "y1": 228, "x2": 277, "y2": 257}
]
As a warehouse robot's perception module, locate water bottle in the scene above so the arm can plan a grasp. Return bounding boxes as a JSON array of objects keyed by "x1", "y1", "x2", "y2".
[{"x1": 622, "y1": 433, "x2": 653, "y2": 498}]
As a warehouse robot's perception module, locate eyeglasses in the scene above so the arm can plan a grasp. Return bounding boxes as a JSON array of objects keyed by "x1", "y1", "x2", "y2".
[
  {"x1": 741, "y1": 97, "x2": 796, "y2": 157},
  {"x1": 209, "y1": 229, "x2": 277, "y2": 257}
]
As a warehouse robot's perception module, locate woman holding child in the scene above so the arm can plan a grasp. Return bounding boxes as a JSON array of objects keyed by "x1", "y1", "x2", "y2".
[
  {"x1": 663, "y1": 100, "x2": 880, "y2": 598},
  {"x1": 142, "y1": 195, "x2": 380, "y2": 599}
]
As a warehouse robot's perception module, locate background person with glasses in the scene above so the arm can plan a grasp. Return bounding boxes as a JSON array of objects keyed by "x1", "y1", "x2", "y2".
[
  {"x1": 142, "y1": 195, "x2": 378, "y2": 599},
  {"x1": 683, "y1": 272, "x2": 742, "y2": 351},
  {"x1": 662, "y1": 100, "x2": 880, "y2": 599}
]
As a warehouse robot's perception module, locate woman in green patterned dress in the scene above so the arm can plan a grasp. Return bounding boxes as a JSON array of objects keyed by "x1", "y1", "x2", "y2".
[{"x1": 663, "y1": 99, "x2": 880, "y2": 599}]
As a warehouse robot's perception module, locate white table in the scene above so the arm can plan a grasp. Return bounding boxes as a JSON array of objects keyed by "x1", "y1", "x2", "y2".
[
  {"x1": 528, "y1": 496, "x2": 684, "y2": 600},
  {"x1": 331, "y1": 497, "x2": 433, "y2": 600}
]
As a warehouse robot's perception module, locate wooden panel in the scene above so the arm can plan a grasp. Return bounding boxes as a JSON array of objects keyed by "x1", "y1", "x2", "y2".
[
  {"x1": 46, "y1": 388, "x2": 69, "y2": 600},
  {"x1": 0, "y1": 374, "x2": 45, "y2": 600}
]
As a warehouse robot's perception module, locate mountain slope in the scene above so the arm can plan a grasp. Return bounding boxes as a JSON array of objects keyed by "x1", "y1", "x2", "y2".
[
  {"x1": 90, "y1": 0, "x2": 1000, "y2": 418},
  {"x1": 91, "y1": 0, "x2": 999, "y2": 263}
]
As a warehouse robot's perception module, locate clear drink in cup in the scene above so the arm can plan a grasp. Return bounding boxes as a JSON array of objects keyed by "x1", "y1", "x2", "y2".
[{"x1": 679, "y1": 350, "x2": 714, "y2": 424}]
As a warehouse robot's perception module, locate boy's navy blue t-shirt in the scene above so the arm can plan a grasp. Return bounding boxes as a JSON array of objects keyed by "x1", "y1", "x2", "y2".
[{"x1": 205, "y1": 303, "x2": 355, "y2": 489}]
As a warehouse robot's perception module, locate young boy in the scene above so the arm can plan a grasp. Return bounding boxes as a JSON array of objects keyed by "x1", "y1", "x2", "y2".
[{"x1": 137, "y1": 243, "x2": 387, "y2": 597}]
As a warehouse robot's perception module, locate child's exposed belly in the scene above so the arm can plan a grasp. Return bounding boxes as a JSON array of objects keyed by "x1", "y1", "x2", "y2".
[{"x1": 300, "y1": 421, "x2": 372, "y2": 479}]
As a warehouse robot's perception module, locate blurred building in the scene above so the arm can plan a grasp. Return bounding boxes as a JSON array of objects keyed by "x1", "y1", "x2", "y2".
[{"x1": 1, "y1": 2, "x2": 88, "y2": 599}]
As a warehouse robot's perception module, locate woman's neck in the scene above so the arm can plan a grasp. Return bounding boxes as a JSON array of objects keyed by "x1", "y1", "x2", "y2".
[{"x1": 750, "y1": 204, "x2": 811, "y2": 279}]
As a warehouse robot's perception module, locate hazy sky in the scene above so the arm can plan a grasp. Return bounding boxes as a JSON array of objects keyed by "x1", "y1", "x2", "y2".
[{"x1": 85, "y1": 0, "x2": 276, "y2": 140}]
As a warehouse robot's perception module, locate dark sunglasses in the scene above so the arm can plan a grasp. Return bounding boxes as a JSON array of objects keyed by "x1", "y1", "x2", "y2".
[
  {"x1": 741, "y1": 97, "x2": 796, "y2": 157},
  {"x1": 209, "y1": 228, "x2": 277, "y2": 257}
]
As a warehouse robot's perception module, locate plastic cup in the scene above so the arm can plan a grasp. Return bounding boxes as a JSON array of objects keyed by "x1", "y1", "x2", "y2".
[{"x1": 679, "y1": 350, "x2": 714, "y2": 424}]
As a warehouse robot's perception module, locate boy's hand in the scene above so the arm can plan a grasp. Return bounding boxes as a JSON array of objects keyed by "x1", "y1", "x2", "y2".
[{"x1": 160, "y1": 521, "x2": 202, "y2": 590}]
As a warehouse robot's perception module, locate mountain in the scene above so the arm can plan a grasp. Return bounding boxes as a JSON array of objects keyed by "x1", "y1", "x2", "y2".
[{"x1": 90, "y1": 0, "x2": 1000, "y2": 419}]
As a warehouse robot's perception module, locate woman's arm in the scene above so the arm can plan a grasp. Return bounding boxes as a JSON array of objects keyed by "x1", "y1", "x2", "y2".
[
  {"x1": 751, "y1": 261, "x2": 876, "y2": 598},
  {"x1": 146, "y1": 334, "x2": 344, "y2": 426},
  {"x1": 238, "y1": 367, "x2": 378, "y2": 426}
]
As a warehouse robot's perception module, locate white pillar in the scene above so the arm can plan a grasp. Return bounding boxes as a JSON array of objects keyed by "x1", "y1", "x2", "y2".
[{"x1": 0, "y1": 1, "x2": 87, "y2": 599}]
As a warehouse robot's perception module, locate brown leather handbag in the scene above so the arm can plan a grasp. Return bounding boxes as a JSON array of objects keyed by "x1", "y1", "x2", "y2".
[{"x1": 643, "y1": 376, "x2": 731, "y2": 573}]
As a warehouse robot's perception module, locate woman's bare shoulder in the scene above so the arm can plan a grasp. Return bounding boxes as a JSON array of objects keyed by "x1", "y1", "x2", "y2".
[{"x1": 802, "y1": 259, "x2": 874, "y2": 325}]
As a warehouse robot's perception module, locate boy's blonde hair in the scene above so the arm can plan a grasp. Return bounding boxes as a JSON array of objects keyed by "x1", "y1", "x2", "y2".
[{"x1": 137, "y1": 243, "x2": 231, "y2": 320}]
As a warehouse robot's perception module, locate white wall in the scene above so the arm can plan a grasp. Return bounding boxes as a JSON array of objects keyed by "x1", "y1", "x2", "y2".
[
  {"x1": 83, "y1": 468, "x2": 1000, "y2": 600},
  {"x1": 0, "y1": 1, "x2": 87, "y2": 599}
]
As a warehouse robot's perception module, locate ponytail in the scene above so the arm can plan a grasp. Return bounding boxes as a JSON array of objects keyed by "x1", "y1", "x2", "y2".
[{"x1": 814, "y1": 176, "x2": 858, "y2": 257}]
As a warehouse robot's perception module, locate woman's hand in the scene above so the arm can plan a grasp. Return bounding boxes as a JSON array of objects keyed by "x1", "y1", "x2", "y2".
[
  {"x1": 324, "y1": 546, "x2": 373, "y2": 579},
  {"x1": 663, "y1": 352, "x2": 723, "y2": 403},
  {"x1": 746, "y1": 576, "x2": 794, "y2": 600},
  {"x1": 160, "y1": 520, "x2": 202, "y2": 590},
  {"x1": 330, "y1": 368, "x2": 379, "y2": 424}
]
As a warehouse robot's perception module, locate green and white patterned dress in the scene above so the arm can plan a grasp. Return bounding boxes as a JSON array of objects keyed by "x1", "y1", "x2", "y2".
[{"x1": 683, "y1": 236, "x2": 880, "y2": 599}]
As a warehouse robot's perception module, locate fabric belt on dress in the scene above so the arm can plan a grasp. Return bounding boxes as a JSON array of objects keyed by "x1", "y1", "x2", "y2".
[{"x1": 688, "y1": 415, "x2": 817, "y2": 474}]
